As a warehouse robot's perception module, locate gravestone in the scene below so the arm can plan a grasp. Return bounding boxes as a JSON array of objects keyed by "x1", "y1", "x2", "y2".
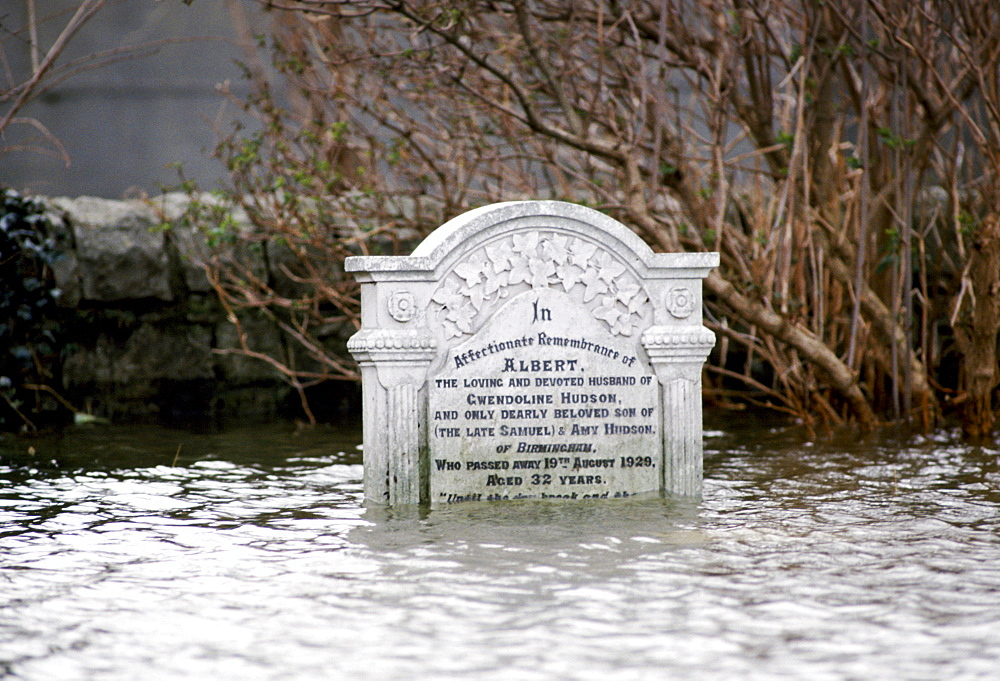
[{"x1": 347, "y1": 201, "x2": 717, "y2": 506}]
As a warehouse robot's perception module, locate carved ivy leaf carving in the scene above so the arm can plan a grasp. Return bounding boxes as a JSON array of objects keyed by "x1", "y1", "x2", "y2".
[
  {"x1": 431, "y1": 279, "x2": 464, "y2": 309},
  {"x1": 464, "y1": 282, "x2": 486, "y2": 311},
  {"x1": 540, "y1": 234, "x2": 570, "y2": 265},
  {"x1": 454, "y1": 259, "x2": 486, "y2": 288},
  {"x1": 507, "y1": 254, "x2": 532, "y2": 287},
  {"x1": 568, "y1": 239, "x2": 598, "y2": 268},
  {"x1": 614, "y1": 281, "x2": 641, "y2": 308},
  {"x1": 555, "y1": 261, "x2": 584, "y2": 292},
  {"x1": 482, "y1": 266, "x2": 509, "y2": 298},
  {"x1": 445, "y1": 305, "x2": 474, "y2": 335},
  {"x1": 485, "y1": 241, "x2": 514, "y2": 272},
  {"x1": 580, "y1": 267, "x2": 609, "y2": 302},
  {"x1": 431, "y1": 232, "x2": 651, "y2": 338},
  {"x1": 432, "y1": 279, "x2": 472, "y2": 338},
  {"x1": 594, "y1": 251, "x2": 626, "y2": 285},
  {"x1": 626, "y1": 287, "x2": 649, "y2": 315},
  {"x1": 528, "y1": 257, "x2": 556, "y2": 288},
  {"x1": 592, "y1": 296, "x2": 621, "y2": 328},
  {"x1": 611, "y1": 308, "x2": 634, "y2": 336},
  {"x1": 511, "y1": 232, "x2": 539, "y2": 257}
]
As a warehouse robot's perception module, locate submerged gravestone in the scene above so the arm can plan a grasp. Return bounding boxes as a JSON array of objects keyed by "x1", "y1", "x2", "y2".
[{"x1": 347, "y1": 201, "x2": 717, "y2": 506}]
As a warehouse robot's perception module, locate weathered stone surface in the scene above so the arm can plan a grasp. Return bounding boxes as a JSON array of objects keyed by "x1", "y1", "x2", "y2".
[
  {"x1": 214, "y1": 317, "x2": 287, "y2": 383},
  {"x1": 52, "y1": 196, "x2": 173, "y2": 302},
  {"x1": 347, "y1": 200, "x2": 718, "y2": 507},
  {"x1": 48, "y1": 247, "x2": 83, "y2": 309},
  {"x1": 64, "y1": 322, "x2": 214, "y2": 387},
  {"x1": 38, "y1": 194, "x2": 345, "y2": 422},
  {"x1": 152, "y1": 192, "x2": 264, "y2": 295},
  {"x1": 166, "y1": 225, "x2": 214, "y2": 294}
]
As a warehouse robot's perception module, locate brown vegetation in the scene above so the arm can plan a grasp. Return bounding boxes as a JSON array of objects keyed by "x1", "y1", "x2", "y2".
[{"x1": 193, "y1": 0, "x2": 1000, "y2": 435}]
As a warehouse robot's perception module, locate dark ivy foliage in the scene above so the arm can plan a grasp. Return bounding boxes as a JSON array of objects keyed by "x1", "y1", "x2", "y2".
[{"x1": 0, "y1": 188, "x2": 69, "y2": 432}]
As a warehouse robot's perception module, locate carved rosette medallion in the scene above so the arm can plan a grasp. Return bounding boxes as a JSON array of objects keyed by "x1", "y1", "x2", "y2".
[
  {"x1": 387, "y1": 290, "x2": 416, "y2": 322},
  {"x1": 429, "y1": 231, "x2": 650, "y2": 338},
  {"x1": 665, "y1": 285, "x2": 697, "y2": 319}
]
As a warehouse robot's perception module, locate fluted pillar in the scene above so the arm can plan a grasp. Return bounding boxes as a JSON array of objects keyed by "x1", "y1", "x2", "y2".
[
  {"x1": 641, "y1": 325, "x2": 716, "y2": 496},
  {"x1": 347, "y1": 328, "x2": 436, "y2": 505}
]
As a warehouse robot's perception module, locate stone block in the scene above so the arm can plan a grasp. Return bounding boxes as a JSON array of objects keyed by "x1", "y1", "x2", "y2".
[
  {"x1": 153, "y1": 192, "x2": 264, "y2": 295},
  {"x1": 64, "y1": 321, "x2": 214, "y2": 388},
  {"x1": 52, "y1": 196, "x2": 173, "y2": 302}
]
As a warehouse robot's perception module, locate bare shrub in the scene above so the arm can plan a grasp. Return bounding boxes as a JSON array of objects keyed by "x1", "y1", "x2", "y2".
[{"x1": 194, "y1": 0, "x2": 1000, "y2": 434}]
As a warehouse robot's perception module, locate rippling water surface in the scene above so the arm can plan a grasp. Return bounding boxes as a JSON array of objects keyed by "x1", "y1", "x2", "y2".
[{"x1": 2, "y1": 417, "x2": 1000, "y2": 680}]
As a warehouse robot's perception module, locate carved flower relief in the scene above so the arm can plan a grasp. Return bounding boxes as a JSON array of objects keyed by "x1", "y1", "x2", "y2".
[
  {"x1": 665, "y1": 285, "x2": 697, "y2": 319},
  {"x1": 387, "y1": 290, "x2": 417, "y2": 322},
  {"x1": 430, "y1": 232, "x2": 650, "y2": 338}
]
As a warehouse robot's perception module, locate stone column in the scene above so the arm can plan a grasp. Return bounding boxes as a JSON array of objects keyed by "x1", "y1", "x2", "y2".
[
  {"x1": 347, "y1": 328, "x2": 436, "y2": 506},
  {"x1": 641, "y1": 325, "x2": 716, "y2": 496}
]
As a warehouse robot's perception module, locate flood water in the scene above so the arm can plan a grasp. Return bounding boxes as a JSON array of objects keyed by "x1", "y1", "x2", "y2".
[{"x1": 2, "y1": 416, "x2": 1000, "y2": 680}]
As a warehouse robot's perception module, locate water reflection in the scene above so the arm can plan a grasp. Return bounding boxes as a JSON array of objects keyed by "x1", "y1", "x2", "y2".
[{"x1": 2, "y1": 418, "x2": 1000, "y2": 680}]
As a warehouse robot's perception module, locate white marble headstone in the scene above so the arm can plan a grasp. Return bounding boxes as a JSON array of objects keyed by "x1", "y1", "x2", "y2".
[{"x1": 347, "y1": 201, "x2": 717, "y2": 506}]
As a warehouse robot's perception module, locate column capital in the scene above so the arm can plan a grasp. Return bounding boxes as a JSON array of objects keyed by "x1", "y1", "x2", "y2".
[
  {"x1": 641, "y1": 325, "x2": 715, "y2": 382},
  {"x1": 348, "y1": 327, "x2": 437, "y2": 389}
]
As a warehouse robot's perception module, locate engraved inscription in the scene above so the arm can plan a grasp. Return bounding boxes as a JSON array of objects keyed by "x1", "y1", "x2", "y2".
[{"x1": 428, "y1": 287, "x2": 660, "y2": 504}]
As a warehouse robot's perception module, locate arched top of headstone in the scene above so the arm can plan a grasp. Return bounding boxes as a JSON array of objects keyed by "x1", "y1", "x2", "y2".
[{"x1": 346, "y1": 200, "x2": 718, "y2": 280}]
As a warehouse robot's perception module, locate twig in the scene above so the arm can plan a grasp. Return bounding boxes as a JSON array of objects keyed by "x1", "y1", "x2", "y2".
[
  {"x1": 1, "y1": 391, "x2": 36, "y2": 431},
  {"x1": 21, "y1": 383, "x2": 80, "y2": 413}
]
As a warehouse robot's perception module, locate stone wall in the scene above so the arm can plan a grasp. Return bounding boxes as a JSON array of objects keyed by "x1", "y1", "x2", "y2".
[{"x1": 45, "y1": 194, "x2": 359, "y2": 424}]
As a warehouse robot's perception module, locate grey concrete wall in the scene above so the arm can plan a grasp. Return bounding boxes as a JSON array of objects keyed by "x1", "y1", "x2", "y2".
[{"x1": 1, "y1": 1, "x2": 262, "y2": 199}]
